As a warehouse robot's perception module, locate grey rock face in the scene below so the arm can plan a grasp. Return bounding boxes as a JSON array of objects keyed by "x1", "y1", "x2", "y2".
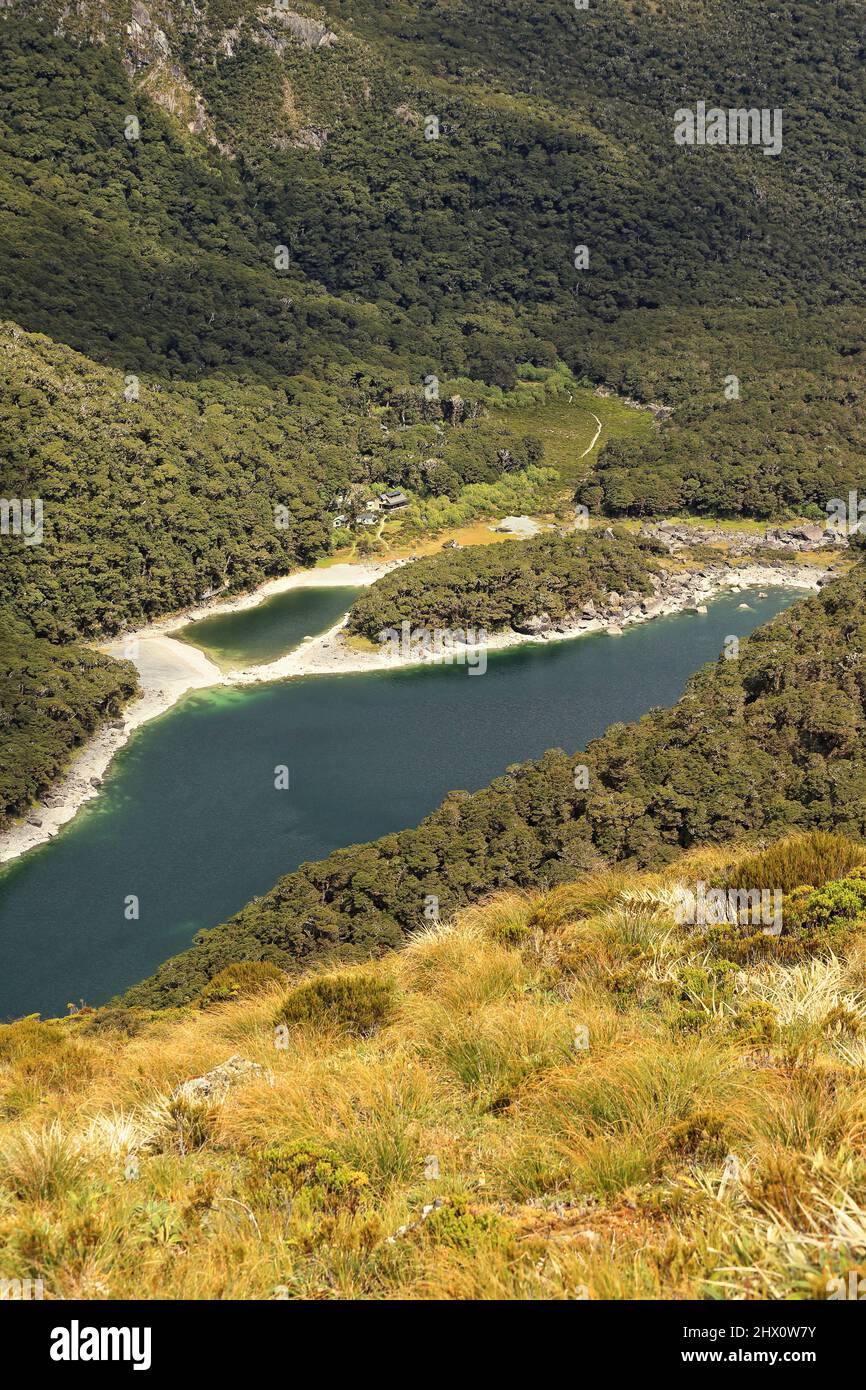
[
  {"x1": 172, "y1": 1055, "x2": 264, "y2": 1104},
  {"x1": 512, "y1": 613, "x2": 552, "y2": 636}
]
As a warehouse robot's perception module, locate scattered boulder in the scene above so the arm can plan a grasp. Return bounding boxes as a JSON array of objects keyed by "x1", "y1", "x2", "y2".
[
  {"x1": 787, "y1": 523, "x2": 829, "y2": 545},
  {"x1": 640, "y1": 598, "x2": 667, "y2": 617},
  {"x1": 512, "y1": 613, "x2": 552, "y2": 636},
  {"x1": 172, "y1": 1055, "x2": 264, "y2": 1105},
  {"x1": 267, "y1": 8, "x2": 338, "y2": 50}
]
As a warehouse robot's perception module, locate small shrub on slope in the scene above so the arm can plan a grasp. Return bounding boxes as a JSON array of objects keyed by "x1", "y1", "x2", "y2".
[
  {"x1": 726, "y1": 832, "x2": 866, "y2": 895},
  {"x1": 197, "y1": 961, "x2": 285, "y2": 1008},
  {"x1": 275, "y1": 971, "x2": 396, "y2": 1036},
  {"x1": 250, "y1": 1142, "x2": 369, "y2": 1213}
]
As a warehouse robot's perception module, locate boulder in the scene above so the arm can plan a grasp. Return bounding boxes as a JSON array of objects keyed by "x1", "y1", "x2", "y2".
[
  {"x1": 640, "y1": 598, "x2": 666, "y2": 617},
  {"x1": 512, "y1": 613, "x2": 552, "y2": 636},
  {"x1": 172, "y1": 1055, "x2": 264, "y2": 1105},
  {"x1": 787, "y1": 523, "x2": 828, "y2": 545}
]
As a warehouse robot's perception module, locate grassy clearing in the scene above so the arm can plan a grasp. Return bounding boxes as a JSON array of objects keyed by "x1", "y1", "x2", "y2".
[
  {"x1": 3, "y1": 831, "x2": 866, "y2": 1300},
  {"x1": 501, "y1": 385, "x2": 653, "y2": 486}
]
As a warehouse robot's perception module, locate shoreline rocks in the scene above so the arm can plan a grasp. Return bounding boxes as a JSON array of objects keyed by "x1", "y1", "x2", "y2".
[
  {"x1": 640, "y1": 519, "x2": 847, "y2": 556},
  {"x1": 509, "y1": 560, "x2": 827, "y2": 640}
]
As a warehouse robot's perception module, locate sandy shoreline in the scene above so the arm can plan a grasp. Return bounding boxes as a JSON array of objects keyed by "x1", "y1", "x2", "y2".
[
  {"x1": 0, "y1": 561, "x2": 394, "y2": 867},
  {"x1": 0, "y1": 558, "x2": 828, "y2": 867}
]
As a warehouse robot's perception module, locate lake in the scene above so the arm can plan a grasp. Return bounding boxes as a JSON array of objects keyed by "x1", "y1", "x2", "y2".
[
  {"x1": 175, "y1": 585, "x2": 361, "y2": 669},
  {"x1": 0, "y1": 586, "x2": 803, "y2": 1020}
]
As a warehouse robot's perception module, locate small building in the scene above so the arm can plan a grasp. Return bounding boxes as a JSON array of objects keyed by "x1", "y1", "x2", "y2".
[
  {"x1": 357, "y1": 512, "x2": 378, "y2": 526},
  {"x1": 379, "y1": 489, "x2": 409, "y2": 510},
  {"x1": 331, "y1": 514, "x2": 348, "y2": 529}
]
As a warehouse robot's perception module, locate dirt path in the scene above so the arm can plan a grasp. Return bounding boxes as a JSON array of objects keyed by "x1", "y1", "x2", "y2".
[{"x1": 579, "y1": 411, "x2": 603, "y2": 459}]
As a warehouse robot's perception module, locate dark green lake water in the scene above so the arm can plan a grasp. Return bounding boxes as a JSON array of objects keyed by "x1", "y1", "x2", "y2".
[
  {"x1": 176, "y1": 585, "x2": 360, "y2": 669},
  {"x1": 0, "y1": 587, "x2": 802, "y2": 1020}
]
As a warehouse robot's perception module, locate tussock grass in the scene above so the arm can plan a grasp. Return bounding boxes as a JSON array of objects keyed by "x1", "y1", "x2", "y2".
[
  {"x1": 727, "y1": 831, "x2": 866, "y2": 893},
  {"x1": 0, "y1": 1120, "x2": 89, "y2": 1201},
  {"x1": 3, "y1": 832, "x2": 866, "y2": 1299}
]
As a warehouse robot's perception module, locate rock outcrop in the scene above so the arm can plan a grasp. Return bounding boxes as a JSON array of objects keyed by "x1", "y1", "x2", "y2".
[
  {"x1": 507, "y1": 558, "x2": 836, "y2": 643},
  {"x1": 640, "y1": 520, "x2": 848, "y2": 556},
  {"x1": 172, "y1": 1055, "x2": 264, "y2": 1105},
  {"x1": 6, "y1": 1, "x2": 337, "y2": 152}
]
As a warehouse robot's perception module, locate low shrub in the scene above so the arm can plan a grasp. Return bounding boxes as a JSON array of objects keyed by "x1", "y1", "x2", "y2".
[
  {"x1": 418, "y1": 1197, "x2": 504, "y2": 1251},
  {"x1": 664, "y1": 1109, "x2": 729, "y2": 1160},
  {"x1": 726, "y1": 832, "x2": 866, "y2": 895},
  {"x1": 197, "y1": 961, "x2": 285, "y2": 1008},
  {"x1": 81, "y1": 1008, "x2": 147, "y2": 1037},
  {"x1": 732, "y1": 999, "x2": 778, "y2": 1045},
  {"x1": 790, "y1": 877, "x2": 866, "y2": 935},
  {"x1": 251, "y1": 1142, "x2": 369, "y2": 1211},
  {"x1": 274, "y1": 971, "x2": 396, "y2": 1036}
]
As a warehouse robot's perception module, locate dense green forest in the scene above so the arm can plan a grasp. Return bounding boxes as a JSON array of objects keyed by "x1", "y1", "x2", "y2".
[
  {"x1": 346, "y1": 530, "x2": 664, "y2": 638},
  {"x1": 122, "y1": 561, "x2": 866, "y2": 1007},
  {"x1": 577, "y1": 310, "x2": 866, "y2": 517},
  {"x1": 3, "y1": 1, "x2": 866, "y2": 888},
  {"x1": 4, "y1": 1, "x2": 866, "y2": 525},
  {"x1": 0, "y1": 617, "x2": 138, "y2": 831},
  {"x1": 0, "y1": 327, "x2": 559, "y2": 642}
]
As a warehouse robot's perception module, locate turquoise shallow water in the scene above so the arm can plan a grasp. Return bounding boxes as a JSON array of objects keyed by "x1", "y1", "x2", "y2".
[
  {"x1": 0, "y1": 586, "x2": 803, "y2": 1020},
  {"x1": 176, "y1": 585, "x2": 361, "y2": 669}
]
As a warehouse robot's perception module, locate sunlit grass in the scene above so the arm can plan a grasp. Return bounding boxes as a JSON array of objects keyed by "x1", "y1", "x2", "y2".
[{"x1": 3, "y1": 831, "x2": 866, "y2": 1298}]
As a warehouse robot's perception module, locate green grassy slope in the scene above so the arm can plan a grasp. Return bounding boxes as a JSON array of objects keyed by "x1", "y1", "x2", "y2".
[{"x1": 6, "y1": 831, "x2": 866, "y2": 1300}]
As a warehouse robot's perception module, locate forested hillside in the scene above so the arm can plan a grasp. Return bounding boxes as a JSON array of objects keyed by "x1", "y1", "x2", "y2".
[
  {"x1": 4, "y1": 1, "x2": 866, "y2": 526},
  {"x1": 3, "y1": 2, "x2": 866, "y2": 910},
  {"x1": 123, "y1": 561, "x2": 866, "y2": 1007},
  {"x1": 0, "y1": 616, "x2": 138, "y2": 831}
]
